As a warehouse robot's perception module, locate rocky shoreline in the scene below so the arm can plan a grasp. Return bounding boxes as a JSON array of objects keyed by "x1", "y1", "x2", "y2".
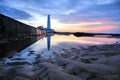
[{"x1": 0, "y1": 43, "x2": 120, "y2": 80}]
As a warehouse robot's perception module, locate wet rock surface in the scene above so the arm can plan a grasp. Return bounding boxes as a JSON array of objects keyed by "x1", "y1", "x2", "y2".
[{"x1": 0, "y1": 43, "x2": 120, "y2": 80}]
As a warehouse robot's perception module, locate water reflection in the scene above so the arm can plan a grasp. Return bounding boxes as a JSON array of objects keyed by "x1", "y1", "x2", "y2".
[
  {"x1": 46, "y1": 33, "x2": 120, "y2": 50},
  {"x1": 0, "y1": 33, "x2": 120, "y2": 58},
  {"x1": 47, "y1": 33, "x2": 54, "y2": 50},
  {"x1": 0, "y1": 35, "x2": 45, "y2": 58}
]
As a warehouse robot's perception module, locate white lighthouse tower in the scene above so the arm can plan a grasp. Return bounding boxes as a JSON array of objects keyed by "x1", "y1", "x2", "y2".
[
  {"x1": 45, "y1": 15, "x2": 55, "y2": 33},
  {"x1": 47, "y1": 15, "x2": 51, "y2": 29}
]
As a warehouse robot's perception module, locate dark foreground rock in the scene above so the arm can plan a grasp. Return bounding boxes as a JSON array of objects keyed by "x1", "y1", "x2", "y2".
[{"x1": 0, "y1": 43, "x2": 120, "y2": 80}]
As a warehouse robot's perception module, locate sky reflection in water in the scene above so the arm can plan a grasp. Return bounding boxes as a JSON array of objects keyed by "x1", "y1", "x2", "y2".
[
  {"x1": 3, "y1": 34, "x2": 120, "y2": 63},
  {"x1": 19, "y1": 34, "x2": 120, "y2": 59}
]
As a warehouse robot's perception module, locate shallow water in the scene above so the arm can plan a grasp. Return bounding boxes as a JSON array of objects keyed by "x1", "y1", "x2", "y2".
[
  {"x1": 17, "y1": 34, "x2": 120, "y2": 60},
  {"x1": 0, "y1": 33, "x2": 120, "y2": 58}
]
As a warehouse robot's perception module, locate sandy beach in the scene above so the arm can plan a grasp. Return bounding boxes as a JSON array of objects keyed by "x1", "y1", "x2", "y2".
[{"x1": 0, "y1": 43, "x2": 120, "y2": 80}]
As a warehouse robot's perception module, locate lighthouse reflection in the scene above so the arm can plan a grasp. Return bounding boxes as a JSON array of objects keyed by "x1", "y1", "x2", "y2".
[
  {"x1": 47, "y1": 34, "x2": 51, "y2": 50},
  {"x1": 46, "y1": 33, "x2": 54, "y2": 50}
]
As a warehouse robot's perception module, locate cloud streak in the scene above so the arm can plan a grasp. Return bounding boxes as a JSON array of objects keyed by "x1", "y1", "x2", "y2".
[{"x1": 0, "y1": 2, "x2": 32, "y2": 19}]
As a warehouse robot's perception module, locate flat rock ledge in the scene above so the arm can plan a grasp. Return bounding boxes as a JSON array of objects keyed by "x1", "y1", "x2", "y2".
[{"x1": 0, "y1": 43, "x2": 120, "y2": 80}]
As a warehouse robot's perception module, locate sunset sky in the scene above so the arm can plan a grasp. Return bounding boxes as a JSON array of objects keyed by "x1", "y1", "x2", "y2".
[{"x1": 0, "y1": 0, "x2": 120, "y2": 33}]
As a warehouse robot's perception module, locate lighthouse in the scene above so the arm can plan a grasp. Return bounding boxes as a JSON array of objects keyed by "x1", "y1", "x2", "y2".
[
  {"x1": 47, "y1": 15, "x2": 51, "y2": 29},
  {"x1": 44, "y1": 15, "x2": 55, "y2": 33}
]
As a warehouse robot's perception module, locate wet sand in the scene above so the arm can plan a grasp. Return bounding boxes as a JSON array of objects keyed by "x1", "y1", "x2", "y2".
[{"x1": 0, "y1": 43, "x2": 120, "y2": 80}]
